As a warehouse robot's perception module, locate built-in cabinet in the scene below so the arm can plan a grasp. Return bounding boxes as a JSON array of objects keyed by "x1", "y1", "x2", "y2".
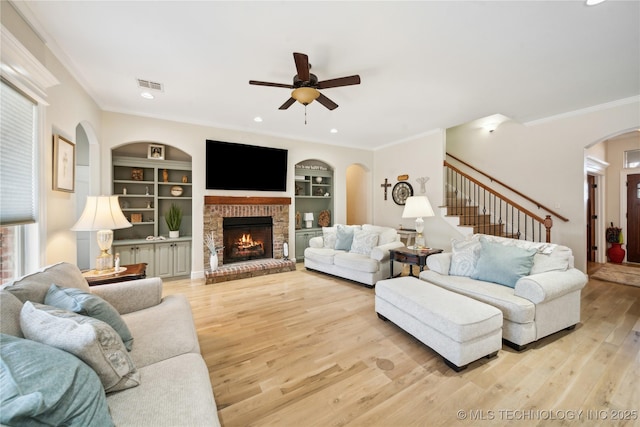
[
  {"x1": 111, "y1": 154, "x2": 192, "y2": 278},
  {"x1": 154, "y1": 241, "x2": 191, "y2": 278},
  {"x1": 294, "y1": 160, "x2": 333, "y2": 261}
]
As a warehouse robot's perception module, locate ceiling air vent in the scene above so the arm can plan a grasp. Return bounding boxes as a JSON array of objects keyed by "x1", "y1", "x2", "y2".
[{"x1": 137, "y1": 78, "x2": 164, "y2": 92}]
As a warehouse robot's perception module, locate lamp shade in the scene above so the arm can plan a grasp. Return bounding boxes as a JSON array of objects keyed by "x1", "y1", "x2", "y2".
[
  {"x1": 71, "y1": 196, "x2": 132, "y2": 231},
  {"x1": 402, "y1": 196, "x2": 435, "y2": 219},
  {"x1": 292, "y1": 87, "x2": 320, "y2": 105}
]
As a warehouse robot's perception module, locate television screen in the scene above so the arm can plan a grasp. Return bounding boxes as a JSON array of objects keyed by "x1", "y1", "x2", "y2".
[{"x1": 206, "y1": 140, "x2": 288, "y2": 191}]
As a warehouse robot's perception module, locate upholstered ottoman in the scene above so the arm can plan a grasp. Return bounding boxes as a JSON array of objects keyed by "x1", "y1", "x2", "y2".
[{"x1": 375, "y1": 276, "x2": 503, "y2": 371}]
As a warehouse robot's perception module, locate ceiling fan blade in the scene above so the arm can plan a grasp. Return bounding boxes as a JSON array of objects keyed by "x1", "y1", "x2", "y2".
[
  {"x1": 249, "y1": 80, "x2": 294, "y2": 89},
  {"x1": 317, "y1": 75, "x2": 361, "y2": 89},
  {"x1": 293, "y1": 52, "x2": 310, "y2": 82},
  {"x1": 279, "y1": 97, "x2": 296, "y2": 110},
  {"x1": 316, "y1": 93, "x2": 338, "y2": 110}
]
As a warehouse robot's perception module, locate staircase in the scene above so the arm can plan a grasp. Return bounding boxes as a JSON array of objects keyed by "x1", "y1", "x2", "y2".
[{"x1": 444, "y1": 157, "x2": 558, "y2": 243}]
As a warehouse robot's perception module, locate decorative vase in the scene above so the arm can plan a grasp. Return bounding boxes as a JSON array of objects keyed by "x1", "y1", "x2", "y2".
[
  {"x1": 607, "y1": 243, "x2": 625, "y2": 264},
  {"x1": 210, "y1": 253, "x2": 218, "y2": 271},
  {"x1": 169, "y1": 230, "x2": 179, "y2": 238}
]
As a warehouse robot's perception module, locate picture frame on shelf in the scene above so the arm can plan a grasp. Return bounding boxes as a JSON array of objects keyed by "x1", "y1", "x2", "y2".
[
  {"x1": 147, "y1": 144, "x2": 165, "y2": 160},
  {"x1": 53, "y1": 134, "x2": 75, "y2": 192}
]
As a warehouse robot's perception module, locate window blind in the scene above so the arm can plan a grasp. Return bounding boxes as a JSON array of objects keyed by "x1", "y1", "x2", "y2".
[{"x1": 1, "y1": 80, "x2": 37, "y2": 225}]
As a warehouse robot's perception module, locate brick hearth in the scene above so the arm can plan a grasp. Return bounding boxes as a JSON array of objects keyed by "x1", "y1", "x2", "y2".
[{"x1": 203, "y1": 196, "x2": 295, "y2": 284}]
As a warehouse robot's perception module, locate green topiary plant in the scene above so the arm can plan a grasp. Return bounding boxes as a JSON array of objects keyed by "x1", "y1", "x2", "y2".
[{"x1": 165, "y1": 203, "x2": 182, "y2": 231}]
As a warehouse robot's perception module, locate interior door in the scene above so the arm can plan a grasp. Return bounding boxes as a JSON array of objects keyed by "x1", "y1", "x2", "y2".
[
  {"x1": 587, "y1": 175, "x2": 597, "y2": 262},
  {"x1": 627, "y1": 173, "x2": 640, "y2": 263}
]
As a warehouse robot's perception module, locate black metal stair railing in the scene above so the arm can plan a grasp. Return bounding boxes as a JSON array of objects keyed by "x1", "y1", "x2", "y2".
[{"x1": 445, "y1": 162, "x2": 553, "y2": 243}]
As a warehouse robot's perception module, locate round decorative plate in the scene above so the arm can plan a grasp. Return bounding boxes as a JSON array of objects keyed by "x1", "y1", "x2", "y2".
[{"x1": 392, "y1": 181, "x2": 413, "y2": 205}]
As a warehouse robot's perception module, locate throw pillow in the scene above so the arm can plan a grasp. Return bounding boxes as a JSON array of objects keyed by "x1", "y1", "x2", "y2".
[
  {"x1": 0, "y1": 333, "x2": 114, "y2": 427},
  {"x1": 44, "y1": 284, "x2": 134, "y2": 351},
  {"x1": 350, "y1": 230, "x2": 379, "y2": 255},
  {"x1": 322, "y1": 226, "x2": 337, "y2": 249},
  {"x1": 335, "y1": 225, "x2": 355, "y2": 251},
  {"x1": 471, "y1": 237, "x2": 537, "y2": 288},
  {"x1": 449, "y1": 238, "x2": 481, "y2": 277},
  {"x1": 20, "y1": 302, "x2": 140, "y2": 393}
]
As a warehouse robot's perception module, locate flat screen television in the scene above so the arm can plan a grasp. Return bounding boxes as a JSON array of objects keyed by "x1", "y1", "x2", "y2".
[{"x1": 206, "y1": 140, "x2": 288, "y2": 191}]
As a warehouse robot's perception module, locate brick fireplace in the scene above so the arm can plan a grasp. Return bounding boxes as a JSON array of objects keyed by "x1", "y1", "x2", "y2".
[{"x1": 203, "y1": 196, "x2": 296, "y2": 283}]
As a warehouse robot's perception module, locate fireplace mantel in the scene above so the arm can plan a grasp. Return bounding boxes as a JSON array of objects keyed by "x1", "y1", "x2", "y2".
[{"x1": 205, "y1": 196, "x2": 291, "y2": 205}]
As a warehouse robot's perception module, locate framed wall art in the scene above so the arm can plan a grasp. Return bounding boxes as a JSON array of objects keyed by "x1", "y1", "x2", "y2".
[
  {"x1": 147, "y1": 144, "x2": 165, "y2": 160},
  {"x1": 53, "y1": 134, "x2": 75, "y2": 192}
]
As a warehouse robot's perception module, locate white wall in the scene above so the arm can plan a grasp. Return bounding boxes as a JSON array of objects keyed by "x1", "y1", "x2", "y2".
[
  {"x1": 446, "y1": 99, "x2": 640, "y2": 272},
  {"x1": 373, "y1": 130, "x2": 454, "y2": 250}
]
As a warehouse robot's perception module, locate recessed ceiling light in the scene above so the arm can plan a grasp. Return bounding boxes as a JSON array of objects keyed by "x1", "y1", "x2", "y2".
[
  {"x1": 586, "y1": 0, "x2": 606, "y2": 5},
  {"x1": 330, "y1": 128, "x2": 338, "y2": 134},
  {"x1": 254, "y1": 116, "x2": 263, "y2": 122},
  {"x1": 140, "y1": 92, "x2": 154, "y2": 99}
]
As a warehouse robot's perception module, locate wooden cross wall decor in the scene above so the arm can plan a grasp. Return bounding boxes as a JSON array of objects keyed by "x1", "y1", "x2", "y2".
[{"x1": 381, "y1": 178, "x2": 392, "y2": 200}]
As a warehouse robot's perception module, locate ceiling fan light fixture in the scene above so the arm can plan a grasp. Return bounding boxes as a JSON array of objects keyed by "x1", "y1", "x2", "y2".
[{"x1": 291, "y1": 87, "x2": 320, "y2": 105}]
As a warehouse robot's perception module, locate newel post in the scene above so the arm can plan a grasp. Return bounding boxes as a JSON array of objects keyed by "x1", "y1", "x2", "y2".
[{"x1": 544, "y1": 215, "x2": 553, "y2": 243}]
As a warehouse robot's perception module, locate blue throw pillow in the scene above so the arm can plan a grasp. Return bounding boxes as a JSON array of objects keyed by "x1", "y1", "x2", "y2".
[
  {"x1": 471, "y1": 237, "x2": 537, "y2": 288},
  {"x1": 0, "y1": 334, "x2": 114, "y2": 427},
  {"x1": 44, "y1": 284, "x2": 134, "y2": 351},
  {"x1": 335, "y1": 225, "x2": 355, "y2": 251}
]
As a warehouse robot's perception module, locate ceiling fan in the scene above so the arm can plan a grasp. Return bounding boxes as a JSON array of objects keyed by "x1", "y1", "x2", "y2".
[{"x1": 249, "y1": 52, "x2": 361, "y2": 111}]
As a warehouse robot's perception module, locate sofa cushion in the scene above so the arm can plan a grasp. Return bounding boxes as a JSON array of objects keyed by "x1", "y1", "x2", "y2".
[
  {"x1": 45, "y1": 284, "x2": 134, "y2": 351},
  {"x1": 334, "y1": 252, "x2": 379, "y2": 274},
  {"x1": 471, "y1": 237, "x2": 536, "y2": 288},
  {"x1": 2, "y1": 262, "x2": 90, "y2": 304},
  {"x1": 304, "y1": 247, "x2": 338, "y2": 265},
  {"x1": 335, "y1": 224, "x2": 356, "y2": 250},
  {"x1": 420, "y1": 270, "x2": 536, "y2": 324},
  {"x1": 0, "y1": 291, "x2": 24, "y2": 338},
  {"x1": 0, "y1": 333, "x2": 114, "y2": 427},
  {"x1": 20, "y1": 302, "x2": 140, "y2": 393},
  {"x1": 349, "y1": 230, "x2": 379, "y2": 255},
  {"x1": 449, "y1": 238, "x2": 481, "y2": 277}
]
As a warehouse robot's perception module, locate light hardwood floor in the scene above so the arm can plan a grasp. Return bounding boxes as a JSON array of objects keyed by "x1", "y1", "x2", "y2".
[{"x1": 163, "y1": 264, "x2": 640, "y2": 427}]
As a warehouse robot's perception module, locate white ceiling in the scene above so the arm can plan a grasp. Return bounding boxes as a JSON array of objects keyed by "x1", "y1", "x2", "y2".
[{"x1": 13, "y1": 1, "x2": 640, "y2": 150}]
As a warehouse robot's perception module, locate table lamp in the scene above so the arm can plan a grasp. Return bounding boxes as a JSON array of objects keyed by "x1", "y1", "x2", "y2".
[
  {"x1": 402, "y1": 196, "x2": 435, "y2": 249},
  {"x1": 71, "y1": 195, "x2": 132, "y2": 272},
  {"x1": 304, "y1": 212, "x2": 314, "y2": 228}
]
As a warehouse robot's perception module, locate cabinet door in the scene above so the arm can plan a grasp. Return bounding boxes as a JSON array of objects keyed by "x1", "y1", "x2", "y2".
[
  {"x1": 136, "y1": 244, "x2": 155, "y2": 277},
  {"x1": 172, "y1": 241, "x2": 191, "y2": 276},
  {"x1": 154, "y1": 242, "x2": 173, "y2": 278},
  {"x1": 112, "y1": 245, "x2": 136, "y2": 265}
]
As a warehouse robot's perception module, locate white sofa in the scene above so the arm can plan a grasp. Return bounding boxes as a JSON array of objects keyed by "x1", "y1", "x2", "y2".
[
  {"x1": 419, "y1": 234, "x2": 588, "y2": 350},
  {"x1": 304, "y1": 224, "x2": 405, "y2": 287},
  {"x1": 0, "y1": 262, "x2": 220, "y2": 426}
]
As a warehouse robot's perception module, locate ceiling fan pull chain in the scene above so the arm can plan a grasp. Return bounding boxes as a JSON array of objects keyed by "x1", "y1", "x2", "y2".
[{"x1": 305, "y1": 104, "x2": 308, "y2": 125}]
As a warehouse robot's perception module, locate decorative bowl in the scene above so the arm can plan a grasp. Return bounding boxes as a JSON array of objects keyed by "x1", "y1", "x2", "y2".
[{"x1": 170, "y1": 185, "x2": 183, "y2": 197}]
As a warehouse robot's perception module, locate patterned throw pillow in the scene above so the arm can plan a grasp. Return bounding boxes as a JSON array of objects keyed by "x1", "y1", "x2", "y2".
[
  {"x1": 322, "y1": 227, "x2": 337, "y2": 249},
  {"x1": 449, "y1": 238, "x2": 481, "y2": 277},
  {"x1": 349, "y1": 230, "x2": 379, "y2": 255},
  {"x1": 20, "y1": 302, "x2": 140, "y2": 393}
]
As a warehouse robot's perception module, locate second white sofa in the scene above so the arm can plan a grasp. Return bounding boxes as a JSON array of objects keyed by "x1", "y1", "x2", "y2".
[
  {"x1": 304, "y1": 224, "x2": 405, "y2": 287},
  {"x1": 419, "y1": 234, "x2": 588, "y2": 350}
]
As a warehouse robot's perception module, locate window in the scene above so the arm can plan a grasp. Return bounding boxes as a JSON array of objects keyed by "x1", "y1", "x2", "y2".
[
  {"x1": 624, "y1": 149, "x2": 640, "y2": 169},
  {"x1": 0, "y1": 79, "x2": 38, "y2": 283}
]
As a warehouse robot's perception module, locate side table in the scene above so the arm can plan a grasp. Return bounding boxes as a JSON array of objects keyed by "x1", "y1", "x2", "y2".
[
  {"x1": 389, "y1": 247, "x2": 443, "y2": 278},
  {"x1": 83, "y1": 263, "x2": 147, "y2": 286}
]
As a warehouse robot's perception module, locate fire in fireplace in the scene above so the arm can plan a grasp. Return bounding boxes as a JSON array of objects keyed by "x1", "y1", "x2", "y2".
[{"x1": 223, "y1": 216, "x2": 273, "y2": 264}]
